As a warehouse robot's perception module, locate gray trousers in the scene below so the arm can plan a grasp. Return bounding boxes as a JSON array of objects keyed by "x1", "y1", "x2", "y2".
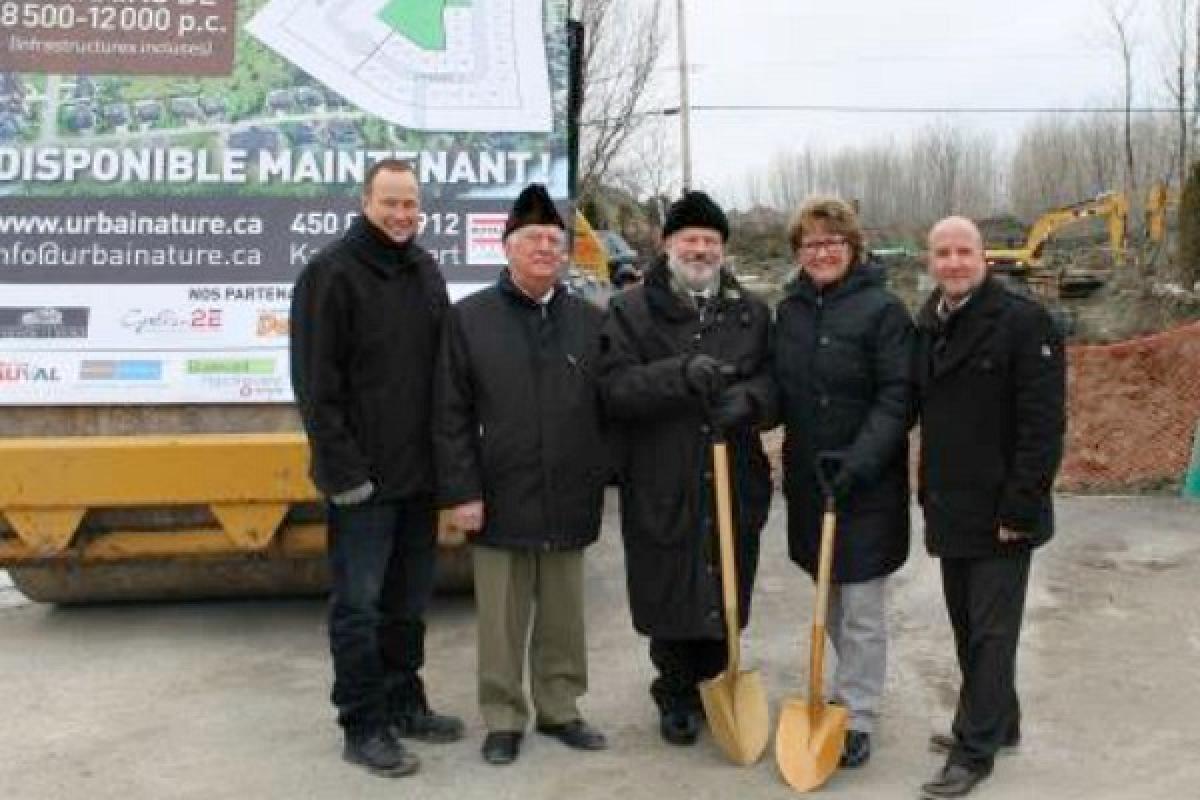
[
  {"x1": 472, "y1": 545, "x2": 587, "y2": 732},
  {"x1": 826, "y1": 576, "x2": 888, "y2": 733}
]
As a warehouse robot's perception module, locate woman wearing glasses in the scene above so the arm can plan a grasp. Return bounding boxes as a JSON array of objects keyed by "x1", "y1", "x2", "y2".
[{"x1": 772, "y1": 197, "x2": 915, "y2": 769}]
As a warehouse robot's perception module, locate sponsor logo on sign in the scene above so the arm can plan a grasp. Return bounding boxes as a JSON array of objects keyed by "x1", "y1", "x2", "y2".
[
  {"x1": 196, "y1": 373, "x2": 289, "y2": 400},
  {"x1": 0, "y1": 307, "x2": 90, "y2": 339},
  {"x1": 121, "y1": 308, "x2": 224, "y2": 334},
  {"x1": 186, "y1": 358, "x2": 275, "y2": 375},
  {"x1": 466, "y1": 213, "x2": 508, "y2": 266},
  {"x1": 256, "y1": 310, "x2": 289, "y2": 338},
  {"x1": 0, "y1": 361, "x2": 62, "y2": 382},
  {"x1": 80, "y1": 360, "x2": 163, "y2": 381}
]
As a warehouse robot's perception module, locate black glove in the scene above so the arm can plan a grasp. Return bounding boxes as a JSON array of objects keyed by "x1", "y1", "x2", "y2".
[
  {"x1": 815, "y1": 451, "x2": 852, "y2": 503},
  {"x1": 830, "y1": 467, "x2": 855, "y2": 502},
  {"x1": 682, "y1": 354, "x2": 728, "y2": 399},
  {"x1": 711, "y1": 386, "x2": 757, "y2": 430}
]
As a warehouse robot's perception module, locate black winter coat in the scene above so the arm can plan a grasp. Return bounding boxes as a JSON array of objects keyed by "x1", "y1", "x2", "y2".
[
  {"x1": 290, "y1": 216, "x2": 449, "y2": 500},
  {"x1": 915, "y1": 276, "x2": 1067, "y2": 558},
  {"x1": 598, "y1": 259, "x2": 774, "y2": 640},
  {"x1": 433, "y1": 271, "x2": 607, "y2": 551},
  {"x1": 774, "y1": 264, "x2": 914, "y2": 583}
]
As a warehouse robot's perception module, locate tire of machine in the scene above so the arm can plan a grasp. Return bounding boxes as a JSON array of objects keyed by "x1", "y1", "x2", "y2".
[{"x1": 7, "y1": 546, "x2": 475, "y2": 605}]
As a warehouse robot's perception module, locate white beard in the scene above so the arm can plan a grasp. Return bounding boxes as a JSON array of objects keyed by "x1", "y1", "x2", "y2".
[{"x1": 668, "y1": 253, "x2": 721, "y2": 294}]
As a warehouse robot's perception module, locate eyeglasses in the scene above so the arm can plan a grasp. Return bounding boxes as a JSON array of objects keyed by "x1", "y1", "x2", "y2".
[{"x1": 799, "y1": 237, "x2": 848, "y2": 253}]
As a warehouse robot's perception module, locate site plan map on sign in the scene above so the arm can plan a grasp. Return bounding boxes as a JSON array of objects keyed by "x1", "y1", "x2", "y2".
[{"x1": 247, "y1": 0, "x2": 554, "y2": 132}]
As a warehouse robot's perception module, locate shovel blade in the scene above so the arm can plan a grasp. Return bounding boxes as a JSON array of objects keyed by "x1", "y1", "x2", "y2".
[
  {"x1": 698, "y1": 668, "x2": 770, "y2": 766},
  {"x1": 774, "y1": 696, "x2": 849, "y2": 792}
]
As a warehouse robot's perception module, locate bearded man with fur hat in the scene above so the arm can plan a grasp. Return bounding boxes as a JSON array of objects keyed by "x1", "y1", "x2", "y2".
[{"x1": 597, "y1": 190, "x2": 775, "y2": 746}]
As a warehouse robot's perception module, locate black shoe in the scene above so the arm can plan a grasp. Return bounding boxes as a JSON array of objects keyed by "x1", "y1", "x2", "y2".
[
  {"x1": 920, "y1": 763, "x2": 992, "y2": 798},
  {"x1": 659, "y1": 708, "x2": 700, "y2": 746},
  {"x1": 536, "y1": 718, "x2": 608, "y2": 751},
  {"x1": 929, "y1": 731, "x2": 1020, "y2": 755},
  {"x1": 342, "y1": 730, "x2": 420, "y2": 777},
  {"x1": 481, "y1": 731, "x2": 523, "y2": 766},
  {"x1": 388, "y1": 669, "x2": 465, "y2": 743},
  {"x1": 392, "y1": 708, "x2": 465, "y2": 744},
  {"x1": 840, "y1": 730, "x2": 871, "y2": 768}
]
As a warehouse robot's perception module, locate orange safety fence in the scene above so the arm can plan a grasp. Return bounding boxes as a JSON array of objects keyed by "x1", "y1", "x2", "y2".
[{"x1": 1061, "y1": 321, "x2": 1200, "y2": 492}]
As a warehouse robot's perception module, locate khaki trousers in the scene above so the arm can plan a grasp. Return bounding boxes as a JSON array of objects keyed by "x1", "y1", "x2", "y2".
[{"x1": 472, "y1": 544, "x2": 588, "y2": 732}]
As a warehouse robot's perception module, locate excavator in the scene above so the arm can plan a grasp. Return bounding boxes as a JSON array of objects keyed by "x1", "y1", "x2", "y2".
[
  {"x1": 1145, "y1": 181, "x2": 1176, "y2": 246},
  {"x1": 985, "y1": 191, "x2": 1130, "y2": 273},
  {"x1": 985, "y1": 182, "x2": 1174, "y2": 297}
]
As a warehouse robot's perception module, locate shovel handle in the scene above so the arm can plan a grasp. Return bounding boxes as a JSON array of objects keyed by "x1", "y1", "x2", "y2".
[
  {"x1": 808, "y1": 503, "x2": 837, "y2": 711},
  {"x1": 712, "y1": 441, "x2": 742, "y2": 675}
]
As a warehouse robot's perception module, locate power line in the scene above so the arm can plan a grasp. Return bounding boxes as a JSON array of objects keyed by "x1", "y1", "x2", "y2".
[
  {"x1": 582, "y1": 104, "x2": 1200, "y2": 125},
  {"x1": 662, "y1": 104, "x2": 1200, "y2": 115}
]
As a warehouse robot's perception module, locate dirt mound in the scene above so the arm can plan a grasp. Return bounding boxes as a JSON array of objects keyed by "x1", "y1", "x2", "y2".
[{"x1": 1061, "y1": 321, "x2": 1200, "y2": 492}]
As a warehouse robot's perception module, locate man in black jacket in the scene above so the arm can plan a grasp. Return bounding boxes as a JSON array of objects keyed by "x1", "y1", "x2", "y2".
[
  {"x1": 435, "y1": 184, "x2": 609, "y2": 766},
  {"x1": 915, "y1": 217, "x2": 1066, "y2": 799},
  {"x1": 598, "y1": 191, "x2": 775, "y2": 747},
  {"x1": 290, "y1": 159, "x2": 463, "y2": 777}
]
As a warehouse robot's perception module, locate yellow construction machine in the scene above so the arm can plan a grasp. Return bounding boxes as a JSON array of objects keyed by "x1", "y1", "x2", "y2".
[
  {"x1": 1146, "y1": 181, "x2": 1176, "y2": 246},
  {"x1": 572, "y1": 211, "x2": 611, "y2": 283},
  {"x1": 0, "y1": 217, "x2": 613, "y2": 604},
  {"x1": 0, "y1": 14, "x2": 601, "y2": 604},
  {"x1": 985, "y1": 183, "x2": 1175, "y2": 297},
  {"x1": 984, "y1": 191, "x2": 1130, "y2": 273}
]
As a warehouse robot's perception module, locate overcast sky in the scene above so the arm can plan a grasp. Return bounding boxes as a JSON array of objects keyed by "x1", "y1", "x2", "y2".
[{"x1": 634, "y1": 0, "x2": 1172, "y2": 201}]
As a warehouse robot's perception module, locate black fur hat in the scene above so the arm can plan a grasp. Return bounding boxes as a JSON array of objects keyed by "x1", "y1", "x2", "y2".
[
  {"x1": 663, "y1": 190, "x2": 729, "y2": 241},
  {"x1": 503, "y1": 183, "x2": 565, "y2": 240}
]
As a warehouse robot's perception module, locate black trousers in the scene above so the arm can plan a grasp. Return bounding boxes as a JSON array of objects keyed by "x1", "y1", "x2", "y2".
[
  {"x1": 940, "y1": 553, "x2": 1030, "y2": 769},
  {"x1": 327, "y1": 498, "x2": 437, "y2": 735},
  {"x1": 648, "y1": 637, "x2": 727, "y2": 713}
]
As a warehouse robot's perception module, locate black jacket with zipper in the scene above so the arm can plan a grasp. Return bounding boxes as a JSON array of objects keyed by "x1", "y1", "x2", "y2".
[
  {"x1": 433, "y1": 271, "x2": 608, "y2": 551},
  {"x1": 289, "y1": 216, "x2": 449, "y2": 501}
]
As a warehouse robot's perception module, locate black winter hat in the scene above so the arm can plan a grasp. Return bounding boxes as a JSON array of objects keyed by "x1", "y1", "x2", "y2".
[
  {"x1": 503, "y1": 183, "x2": 565, "y2": 240},
  {"x1": 662, "y1": 190, "x2": 729, "y2": 241}
]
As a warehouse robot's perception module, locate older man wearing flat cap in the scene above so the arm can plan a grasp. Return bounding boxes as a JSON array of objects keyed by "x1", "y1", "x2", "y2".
[{"x1": 434, "y1": 184, "x2": 610, "y2": 766}]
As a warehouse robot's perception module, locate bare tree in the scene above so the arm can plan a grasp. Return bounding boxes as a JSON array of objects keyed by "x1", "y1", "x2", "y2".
[
  {"x1": 1157, "y1": 0, "x2": 1196, "y2": 186},
  {"x1": 1103, "y1": 2, "x2": 1141, "y2": 207},
  {"x1": 744, "y1": 124, "x2": 999, "y2": 229},
  {"x1": 610, "y1": 120, "x2": 678, "y2": 222},
  {"x1": 576, "y1": 0, "x2": 666, "y2": 203}
]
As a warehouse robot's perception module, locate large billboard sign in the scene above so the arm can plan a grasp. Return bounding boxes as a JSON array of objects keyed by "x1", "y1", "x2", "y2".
[{"x1": 0, "y1": 0, "x2": 569, "y2": 404}]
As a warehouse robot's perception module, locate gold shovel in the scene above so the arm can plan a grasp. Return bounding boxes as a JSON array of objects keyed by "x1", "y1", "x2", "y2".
[
  {"x1": 697, "y1": 440, "x2": 769, "y2": 766},
  {"x1": 775, "y1": 455, "x2": 849, "y2": 791}
]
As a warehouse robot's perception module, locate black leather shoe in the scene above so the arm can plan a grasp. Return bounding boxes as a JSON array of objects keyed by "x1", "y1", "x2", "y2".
[
  {"x1": 392, "y1": 708, "x2": 465, "y2": 744},
  {"x1": 840, "y1": 730, "x2": 871, "y2": 768},
  {"x1": 481, "y1": 731, "x2": 523, "y2": 766},
  {"x1": 343, "y1": 730, "x2": 419, "y2": 777},
  {"x1": 659, "y1": 708, "x2": 700, "y2": 746},
  {"x1": 929, "y1": 731, "x2": 1020, "y2": 755},
  {"x1": 921, "y1": 763, "x2": 992, "y2": 798},
  {"x1": 536, "y1": 718, "x2": 608, "y2": 751}
]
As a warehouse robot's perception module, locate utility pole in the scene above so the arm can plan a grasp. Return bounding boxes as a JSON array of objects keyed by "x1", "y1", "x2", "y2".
[{"x1": 676, "y1": 0, "x2": 693, "y2": 192}]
